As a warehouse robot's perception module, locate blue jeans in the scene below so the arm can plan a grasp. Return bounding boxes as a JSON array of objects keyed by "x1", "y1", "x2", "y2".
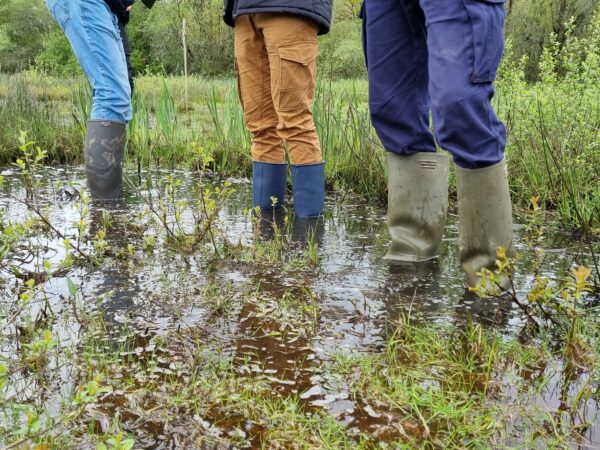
[
  {"x1": 361, "y1": 0, "x2": 507, "y2": 168},
  {"x1": 45, "y1": 0, "x2": 132, "y2": 123}
]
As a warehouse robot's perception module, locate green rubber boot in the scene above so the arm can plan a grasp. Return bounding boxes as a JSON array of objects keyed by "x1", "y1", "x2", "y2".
[
  {"x1": 385, "y1": 152, "x2": 449, "y2": 262},
  {"x1": 456, "y1": 158, "x2": 515, "y2": 288}
]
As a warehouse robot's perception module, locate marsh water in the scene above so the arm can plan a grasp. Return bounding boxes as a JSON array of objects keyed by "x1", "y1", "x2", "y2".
[{"x1": 1, "y1": 166, "x2": 598, "y2": 448}]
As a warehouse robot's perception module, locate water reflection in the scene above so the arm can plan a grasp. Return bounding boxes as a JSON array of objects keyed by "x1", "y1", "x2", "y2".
[
  {"x1": 1, "y1": 166, "x2": 598, "y2": 447},
  {"x1": 0, "y1": 165, "x2": 593, "y2": 347},
  {"x1": 88, "y1": 203, "x2": 140, "y2": 315}
]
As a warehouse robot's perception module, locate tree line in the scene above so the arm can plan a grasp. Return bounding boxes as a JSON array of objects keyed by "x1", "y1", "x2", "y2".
[{"x1": 0, "y1": 0, "x2": 598, "y2": 81}]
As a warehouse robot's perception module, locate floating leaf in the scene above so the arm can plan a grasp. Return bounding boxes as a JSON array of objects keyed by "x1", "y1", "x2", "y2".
[{"x1": 67, "y1": 278, "x2": 77, "y2": 297}]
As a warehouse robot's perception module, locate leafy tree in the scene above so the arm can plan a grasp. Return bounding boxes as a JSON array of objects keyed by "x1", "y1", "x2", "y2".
[
  {"x1": 0, "y1": 0, "x2": 54, "y2": 72},
  {"x1": 35, "y1": 28, "x2": 80, "y2": 75},
  {"x1": 506, "y1": 0, "x2": 600, "y2": 80}
]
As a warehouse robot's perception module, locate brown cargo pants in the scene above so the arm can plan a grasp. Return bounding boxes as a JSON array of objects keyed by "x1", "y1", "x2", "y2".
[{"x1": 234, "y1": 14, "x2": 323, "y2": 165}]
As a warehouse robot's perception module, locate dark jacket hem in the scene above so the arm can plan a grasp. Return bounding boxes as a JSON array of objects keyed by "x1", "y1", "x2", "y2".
[{"x1": 223, "y1": 3, "x2": 332, "y2": 35}]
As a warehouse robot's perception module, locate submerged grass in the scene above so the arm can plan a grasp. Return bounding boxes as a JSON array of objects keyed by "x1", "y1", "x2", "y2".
[{"x1": 2, "y1": 290, "x2": 598, "y2": 448}]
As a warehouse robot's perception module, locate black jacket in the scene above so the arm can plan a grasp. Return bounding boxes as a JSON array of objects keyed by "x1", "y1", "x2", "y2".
[
  {"x1": 104, "y1": 0, "x2": 135, "y2": 24},
  {"x1": 104, "y1": 0, "x2": 155, "y2": 25},
  {"x1": 223, "y1": 0, "x2": 333, "y2": 35}
]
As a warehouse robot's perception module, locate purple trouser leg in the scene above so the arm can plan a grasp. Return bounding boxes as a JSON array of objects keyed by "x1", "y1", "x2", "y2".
[{"x1": 362, "y1": 0, "x2": 507, "y2": 168}]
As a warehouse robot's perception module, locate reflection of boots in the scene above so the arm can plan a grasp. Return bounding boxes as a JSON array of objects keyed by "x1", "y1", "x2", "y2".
[
  {"x1": 253, "y1": 161, "x2": 287, "y2": 210},
  {"x1": 456, "y1": 158, "x2": 515, "y2": 288},
  {"x1": 386, "y1": 259, "x2": 442, "y2": 316},
  {"x1": 385, "y1": 152, "x2": 449, "y2": 262},
  {"x1": 255, "y1": 208, "x2": 287, "y2": 240},
  {"x1": 85, "y1": 120, "x2": 126, "y2": 201},
  {"x1": 89, "y1": 204, "x2": 128, "y2": 246},
  {"x1": 291, "y1": 217, "x2": 325, "y2": 245},
  {"x1": 291, "y1": 162, "x2": 325, "y2": 218},
  {"x1": 454, "y1": 289, "x2": 512, "y2": 328}
]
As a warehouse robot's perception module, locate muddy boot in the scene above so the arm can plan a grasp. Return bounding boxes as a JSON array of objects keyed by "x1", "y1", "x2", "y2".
[
  {"x1": 85, "y1": 120, "x2": 126, "y2": 201},
  {"x1": 253, "y1": 161, "x2": 287, "y2": 210},
  {"x1": 385, "y1": 152, "x2": 449, "y2": 262},
  {"x1": 291, "y1": 162, "x2": 325, "y2": 218},
  {"x1": 456, "y1": 158, "x2": 515, "y2": 288}
]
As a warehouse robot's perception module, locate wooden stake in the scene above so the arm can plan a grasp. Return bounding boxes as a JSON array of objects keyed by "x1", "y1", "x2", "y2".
[{"x1": 182, "y1": 18, "x2": 189, "y2": 113}]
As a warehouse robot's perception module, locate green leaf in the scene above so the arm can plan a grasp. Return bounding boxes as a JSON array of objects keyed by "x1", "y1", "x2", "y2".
[{"x1": 67, "y1": 278, "x2": 77, "y2": 297}]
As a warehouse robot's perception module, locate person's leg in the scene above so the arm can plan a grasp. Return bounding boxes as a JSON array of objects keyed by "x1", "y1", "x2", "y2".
[
  {"x1": 118, "y1": 22, "x2": 134, "y2": 94},
  {"x1": 234, "y1": 14, "x2": 287, "y2": 210},
  {"x1": 45, "y1": 0, "x2": 131, "y2": 200},
  {"x1": 420, "y1": 0, "x2": 514, "y2": 287},
  {"x1": 257, "y1": 14, "x2": 322, "y2": 166},
  {"x1": 234, "y1": 15, "x2": 286, "y2": 164},
  {"x1": 420, "y1": 0, "x2": 505, "y2": 169},
  {"x1": 362, "y1": 0, "x2": 436, "y2": 155},
  {"x1": 257, "y1": 14, "x2": 324, "y2": 218},
  {"x1": 362, "y1": 0, "x2": 448, "y2": 261},
  {"x1": 48, "y1": 0, "x2": 131, "y2": 123}
]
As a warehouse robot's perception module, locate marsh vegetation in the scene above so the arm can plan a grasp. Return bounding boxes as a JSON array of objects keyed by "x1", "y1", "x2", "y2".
[
  {"x1": 1, "y1": 2, "x2": 599, "y2": 448},
  {"x1": 0, "y1": 142, "x2": 598, "y2": 447}
]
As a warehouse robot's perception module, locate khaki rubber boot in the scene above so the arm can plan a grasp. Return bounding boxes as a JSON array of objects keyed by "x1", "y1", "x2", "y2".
[
  {"x1": 456, "y1": 158, "x2": 515, "y2": 288},
  {"x1": 85, "y1": 120, "x2": 126, "y2": 201},
  {"x1": 385, "y1": 152, "x2": 449, "y2": 262}
]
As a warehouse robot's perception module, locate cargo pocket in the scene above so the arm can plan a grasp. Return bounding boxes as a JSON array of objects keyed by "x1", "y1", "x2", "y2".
[
  {"x1": 46, "y1": 0, "x2": 70, "y2": 30},
  {"x1": 276, "y1": 42, "x2": 318, "y2": 112},
  {"x1": 462, "y1": 0, "x2": 505, "y2": 83}
]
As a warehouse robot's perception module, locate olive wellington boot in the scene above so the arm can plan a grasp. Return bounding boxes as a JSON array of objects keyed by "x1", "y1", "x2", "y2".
[
  {"x1": 385, "y1": 152, "x2": 449, "y2": 262},
  {"x1": 456, "y1": 158, "x2": 515, "y2": 288}
]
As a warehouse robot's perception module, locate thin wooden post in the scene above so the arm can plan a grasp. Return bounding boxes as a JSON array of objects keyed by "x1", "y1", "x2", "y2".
[{"x1": 182, "y1": 18, "x2": 189, "y2": 113}]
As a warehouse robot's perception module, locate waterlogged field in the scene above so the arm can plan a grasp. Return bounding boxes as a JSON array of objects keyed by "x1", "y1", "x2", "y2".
[
  {"x1": 1, "y1": 30, "x2": 600, "y2": 447},
  {"x1": 0, "y1": 160, "x2": 599, "y2": 448}
]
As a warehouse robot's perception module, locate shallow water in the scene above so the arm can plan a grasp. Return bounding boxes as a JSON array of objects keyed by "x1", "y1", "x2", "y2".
[{"x1": 1, "y1": 165, "x2": 598, "y2": 448}]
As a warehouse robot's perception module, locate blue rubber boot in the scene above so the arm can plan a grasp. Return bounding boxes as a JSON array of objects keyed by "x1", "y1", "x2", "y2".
[
  {"x1": 252, "y1": 161, "x2": 288, "y2": 210},
  {"x1": 291, "y1": 162, "x2": 325, "y2": 218}
]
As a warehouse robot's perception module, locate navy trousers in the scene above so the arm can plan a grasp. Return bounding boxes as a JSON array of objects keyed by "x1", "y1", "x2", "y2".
[{"x1": 362, "y1": 0, "x2": 507, "y2": 168}]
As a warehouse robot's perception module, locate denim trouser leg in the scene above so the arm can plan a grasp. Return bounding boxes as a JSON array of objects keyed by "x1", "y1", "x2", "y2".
[
  {"x1": 362, "y1": 0, "x2": 507, "y2": 168},
  {"x1": 361, "y1": 0, "x2": 436, "y2": 155},
  {"x1": 45, "y1": 0, "x2": 132, "y2": 123}
]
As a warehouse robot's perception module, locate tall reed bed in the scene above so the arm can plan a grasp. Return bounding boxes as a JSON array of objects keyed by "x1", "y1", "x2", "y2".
[
  {"x1": 0, "y1": 55, "x2": 598, "y2": 231},
  {"x1": 0, "y1": 73, "x2": 82, "y2": 162},
  {"x1": 313, "y1": 80, "x2": 386, "y2": 200}
]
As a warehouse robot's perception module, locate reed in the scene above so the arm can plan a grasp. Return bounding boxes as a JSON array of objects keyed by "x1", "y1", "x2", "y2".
[{"x1": 0, "y1": 69, "x2": 598, "y2": 231}]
